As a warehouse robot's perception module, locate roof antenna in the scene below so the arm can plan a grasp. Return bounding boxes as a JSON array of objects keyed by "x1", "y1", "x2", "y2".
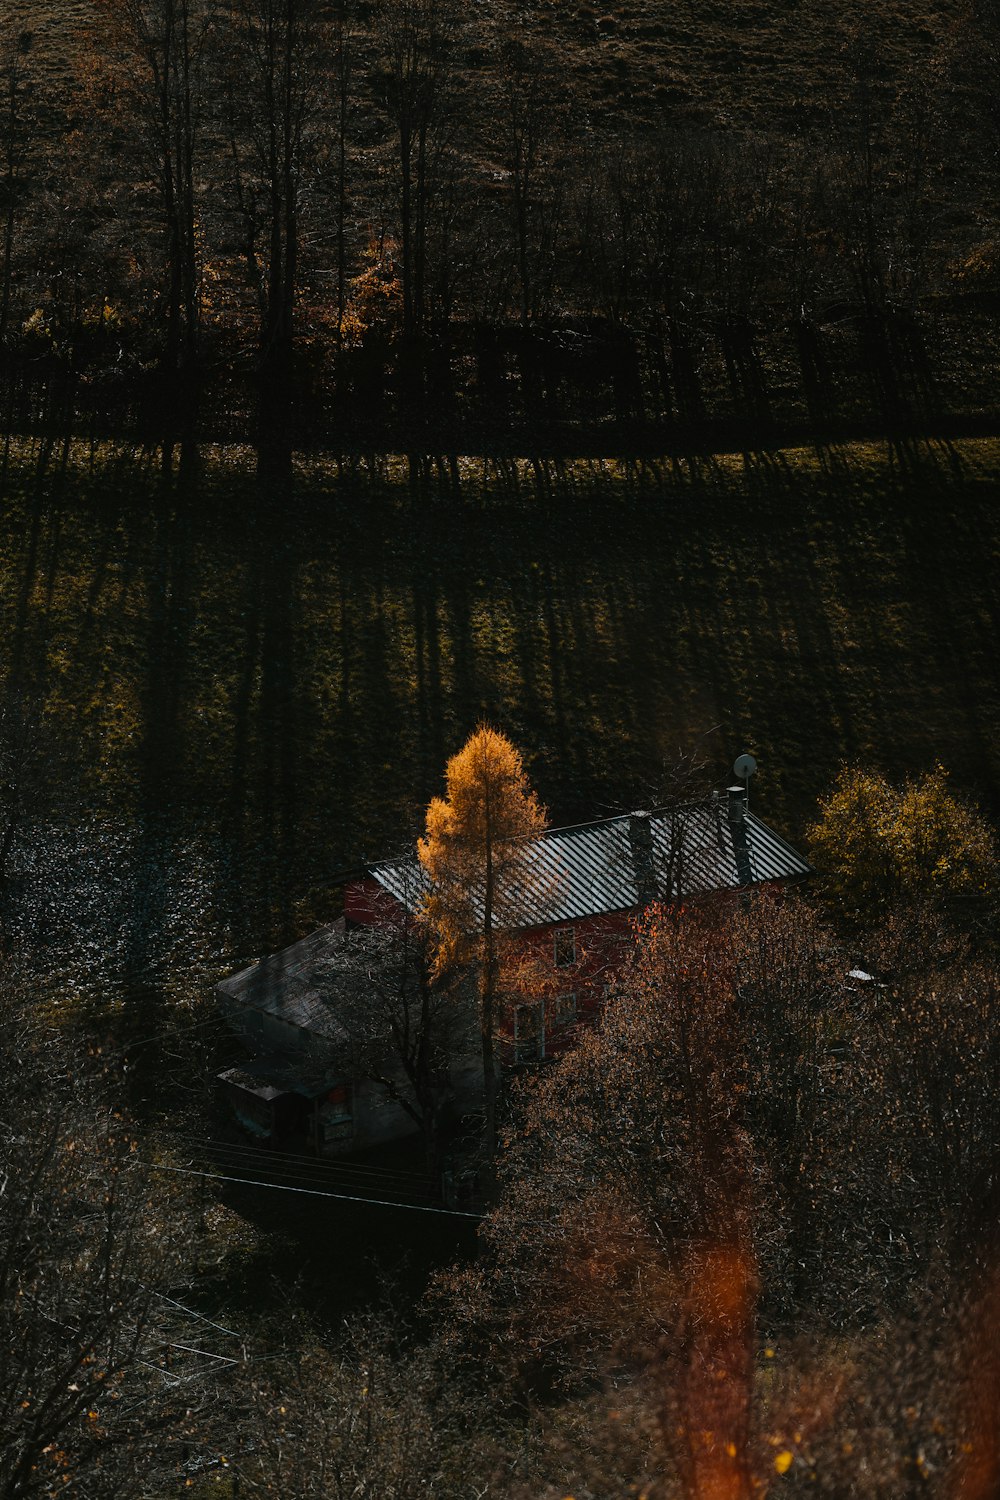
[{"x1": 733, "y1": 753, "x2": 757, "y2": 810}]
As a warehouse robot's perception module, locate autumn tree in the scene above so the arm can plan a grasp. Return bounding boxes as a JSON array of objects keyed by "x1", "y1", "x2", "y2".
[
  {"x1": 417, "y1": 726, "x2": 546, "y2": 1165},
  {"x1": 451, "y1": 901, "x2": 758, "y2": 1499},
  {"x1": 729, "y1": 891, "x2": 844, "y2": 1313},
  {"x1": 808, "y1": 764, "x2": 998, "y2": 921},
  {"x1": 433, "y1": 889, "x2": 1000, "y2": 1498}
]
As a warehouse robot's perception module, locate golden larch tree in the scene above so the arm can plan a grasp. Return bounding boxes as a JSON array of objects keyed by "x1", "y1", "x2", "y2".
[{"x1": 417, "y1": 726, "x2": 547, "y2": 1163}]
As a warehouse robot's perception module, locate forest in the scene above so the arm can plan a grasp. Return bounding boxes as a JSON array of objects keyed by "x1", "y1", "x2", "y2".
[
  {"x1": 3, "y1": 1, "x2": 1000, "y2": 1496},
  {"x1": 1, "y1": 0, "x2": 1000, "y2": 471}
]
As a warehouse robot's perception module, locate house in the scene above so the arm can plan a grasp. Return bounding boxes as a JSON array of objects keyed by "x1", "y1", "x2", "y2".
[
  {"x1": 346, "y1": 787, "x2": 811, "y2": 1065},
  {"x1": 216, "y1": 786, "x2": 810, "y2": 1150}
]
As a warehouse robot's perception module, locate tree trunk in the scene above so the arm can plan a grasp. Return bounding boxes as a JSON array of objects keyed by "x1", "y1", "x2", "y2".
[{"x1": 481, "y1": 819, "x2": 498, "y2": 1170}]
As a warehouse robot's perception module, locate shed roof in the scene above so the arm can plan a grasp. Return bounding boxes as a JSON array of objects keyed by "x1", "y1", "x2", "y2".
[
  {"x1": 369, "y1": 797, "x2": 810, "y2": 927},
  {"x1": 217, "y1": 1058, "x2": 338, "y2": 1102},
  {"x1": 216, "y1": 922, "x2": 350, "y2": 1044}
]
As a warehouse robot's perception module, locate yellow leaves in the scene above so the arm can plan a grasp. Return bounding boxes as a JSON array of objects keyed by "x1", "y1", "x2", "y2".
[
  {"x1": 418, "y1": 727, "x2": 547, "y2": 960},
  {"x1": 774, "y1": 1451, "x2": 793, "y2": 1475},
  {"x1": 341, "y1": 233, "x2": 404, "y2": 347},
  {"x1": 22, "y1": 308, "x2": 53, "y2": 341},
  {"x1": 809, "y1": 763, "x2": 998, "y2": 912},
  {"x1": 953, "y1": 243, "x2": 1000, "y2": 287}
]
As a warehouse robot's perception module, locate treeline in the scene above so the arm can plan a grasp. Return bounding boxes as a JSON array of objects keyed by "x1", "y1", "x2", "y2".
[{"x1": 1, "y1": 0, "x2": 999, "y2": 473}]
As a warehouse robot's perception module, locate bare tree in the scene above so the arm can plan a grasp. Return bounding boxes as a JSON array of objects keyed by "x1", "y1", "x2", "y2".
[
  {"x1": 0, "y1": 26, "x2": 34, "y2": 350},
  {"x1": 372, "y1": 0, "x2": 458, "y2": 344},
  {"x1": 0, "y1": 981, "x2": 241, "y2": 1497},
  {"x1": 242, "y1": 1313, "x2": 472, "y2": 1498},
  {"x1": 221, "y1": 0, "x2": 331, "y2": 479},
  {"x1": 317, "y1": 889, "x2": 471, "y2": 1177},
  {"x1": 487, "y1": 30, "x2": 559, "y2": 327},
  {"x1": 90, "y1": 0, "x2": 211, "y2": 471},
  {"x1": 0, "y1": 691, "x2": 51, "y2": 895}
]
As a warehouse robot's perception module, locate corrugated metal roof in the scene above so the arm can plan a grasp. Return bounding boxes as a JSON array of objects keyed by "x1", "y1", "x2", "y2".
[{"x1": 370, "y1": 797, "x2": 811, "y2": 928}]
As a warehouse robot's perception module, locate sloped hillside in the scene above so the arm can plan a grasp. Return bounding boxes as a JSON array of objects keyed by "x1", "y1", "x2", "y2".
[{"x1": 10, "y1": 0, "x2": 970, "y2": 138}]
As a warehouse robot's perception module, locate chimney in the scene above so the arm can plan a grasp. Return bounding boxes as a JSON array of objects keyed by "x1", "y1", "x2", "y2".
[
  {"x1": 727, "y1": 786, "x2": 753, "y2": 885},
  {"x1": 628, "y1": 811, "x2": 658, "y2": 908}
]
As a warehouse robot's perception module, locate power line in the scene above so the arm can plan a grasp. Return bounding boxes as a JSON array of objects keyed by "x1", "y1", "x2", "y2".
[
  {"x1": 180, "y1": 1149, "x2": 441, "y2": 1205},
  {"x1": 175, "y1": 1133, "x2": 431, "y2": 1185},
  {"x1": 140, "y1": 1159, "x2": 484, "y2": 1220},
  {"x1": 162, "y1": 1146, "x2": 462, "y2": 1209}
]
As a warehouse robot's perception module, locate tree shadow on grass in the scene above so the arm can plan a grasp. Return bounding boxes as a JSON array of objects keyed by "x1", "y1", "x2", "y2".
[{"x1": 4, "y1": 436, "x2": 1000, "y2": 1042}]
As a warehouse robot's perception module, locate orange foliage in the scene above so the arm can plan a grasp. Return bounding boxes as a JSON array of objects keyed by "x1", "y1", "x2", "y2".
[{"x1": 418, "y1": 724, "x2": 547, "y2": 974}]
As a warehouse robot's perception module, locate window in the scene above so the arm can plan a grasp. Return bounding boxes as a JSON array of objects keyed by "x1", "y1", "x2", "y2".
[
  {"x1": 553, "y1": 926, "x2": 576, "y2": 968},
  {"x1": 550, "y1": 992, "x2": 577, "y2": 1028},
  {"x1": 514, "y1": 1000, "x2": 545, "y2": 1064}
]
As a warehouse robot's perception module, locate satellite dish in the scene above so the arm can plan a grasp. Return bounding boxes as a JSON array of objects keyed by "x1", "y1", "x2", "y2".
[{"x1": 733, "y1": 753, "x2": 757, "y2": 781}]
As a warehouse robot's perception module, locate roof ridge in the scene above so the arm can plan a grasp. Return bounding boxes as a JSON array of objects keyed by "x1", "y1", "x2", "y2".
[
  {"x1": 540, "y1": 800, "x2": 718, "y2": 839},
  {"x1": 370, "y1": 797, "x2": 732, "y2": 872}
]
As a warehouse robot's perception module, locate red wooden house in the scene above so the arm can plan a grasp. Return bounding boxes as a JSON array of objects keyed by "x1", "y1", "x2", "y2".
[
  {"x1": 216, "y1": 787, "x2": 809, "y2": 1153},
  {"x1": 345, "y1": 787, "x2": 810, "y2": 1066}
]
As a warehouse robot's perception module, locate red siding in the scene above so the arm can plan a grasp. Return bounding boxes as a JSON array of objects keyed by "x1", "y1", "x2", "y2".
[
  {"x1": 344, "y1": 875, "x2": 409, "y2": 928},
  {"x1": 344, "y1": 874, "x2": 781, "y2": 1067},
  {"x1": 496, "y1": 908, "x2": 638, "y2": 1063}
]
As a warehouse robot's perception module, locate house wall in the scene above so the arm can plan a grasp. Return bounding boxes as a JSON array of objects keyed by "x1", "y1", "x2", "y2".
[
  {"x1": 344, "y1": 873, "x2": 641, "y2": 1065},
  {"x1": 344, "y1": 875, "x2": 409, "y2": 927},
  {"x1": 346, "y1": 1078, "x2": 420, "y2": 1150},
  {"x1": 498, "y1": 908, "x2": 637, "y2": 1063},
  {"x1": 217, "y1": 987, "x2": 318, "y2": 1058},
  {"x1": 342, "y1": 875, "x2": 777, "y2": 1072}
]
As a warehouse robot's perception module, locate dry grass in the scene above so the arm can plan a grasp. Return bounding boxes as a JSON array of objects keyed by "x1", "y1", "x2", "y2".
[
  {"x1": 13, "y1": 0, "x2": 966, "y2": 138},
  {"x1": 4, "y1": 433, "x2": 1000, "y2": 865},
  {"x1": 6, "y1": 1, "x2": 92, "y2": 109}
]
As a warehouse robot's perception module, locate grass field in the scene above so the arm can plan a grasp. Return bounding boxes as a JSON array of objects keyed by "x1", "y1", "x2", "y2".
[{"x1": 3, "y1": 435, "x2": 999, "y2": 1019}]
